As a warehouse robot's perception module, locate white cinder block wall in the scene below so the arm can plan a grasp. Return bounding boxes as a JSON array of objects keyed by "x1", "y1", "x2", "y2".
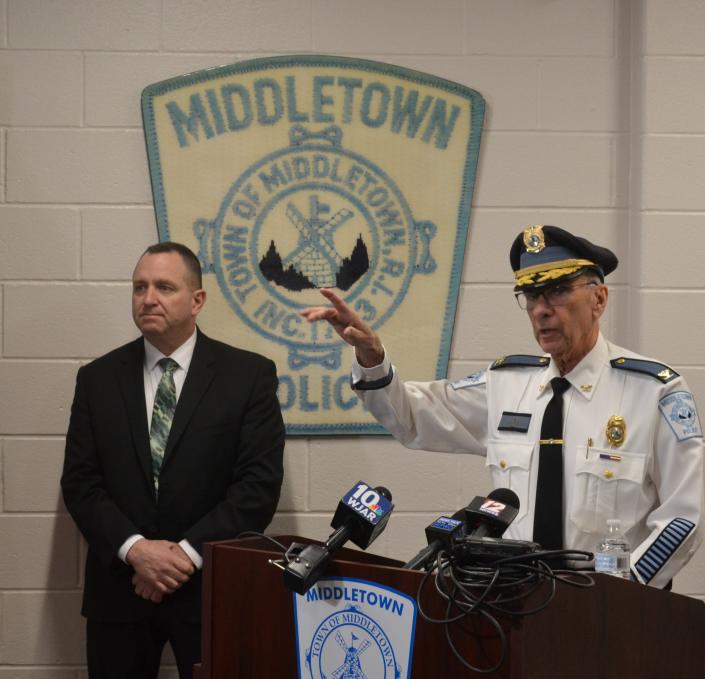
[{"x1": 1, "y1": 0, "x2": 704, "y2": 674}]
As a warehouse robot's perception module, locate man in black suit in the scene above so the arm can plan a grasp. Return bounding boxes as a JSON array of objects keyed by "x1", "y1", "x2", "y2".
[{"x1": 61, "y1": 241, "x2": 285, "y2": 679}]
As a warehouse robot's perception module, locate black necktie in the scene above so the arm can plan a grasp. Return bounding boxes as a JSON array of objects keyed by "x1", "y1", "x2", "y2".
[{"x1": 533, "y1": 377, "x2": 571, "y2": 551}]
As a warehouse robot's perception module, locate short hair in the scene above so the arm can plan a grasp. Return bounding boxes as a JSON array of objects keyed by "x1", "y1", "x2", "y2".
[{"x1": 142, "y1": 241, "x2": 202, "y2": 288}]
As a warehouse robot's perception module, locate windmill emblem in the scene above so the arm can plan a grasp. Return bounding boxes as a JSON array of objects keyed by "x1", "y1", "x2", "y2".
[
  {"x1": 331, "y1": 631, "x2": 370, "y2": 679},
  {"x1": 194, "y1": 123, "x2": 437, "y2": 374},
  {"x1": 259, "y1": 194, "x2": 369, "y2": 292}
]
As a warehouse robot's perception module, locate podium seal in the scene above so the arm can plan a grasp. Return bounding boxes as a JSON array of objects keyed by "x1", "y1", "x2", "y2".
[{"x1": 293, "y1": 578, "x2": 416, "y2": 679}]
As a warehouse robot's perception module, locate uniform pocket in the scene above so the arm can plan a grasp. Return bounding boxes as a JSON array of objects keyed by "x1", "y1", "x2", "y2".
[
  {"x1": 485, "y1": 439, "x2": 535, "y2": 523},
  {"x1": 569, "y1": 448, "x2": 646, "y2": 534}
]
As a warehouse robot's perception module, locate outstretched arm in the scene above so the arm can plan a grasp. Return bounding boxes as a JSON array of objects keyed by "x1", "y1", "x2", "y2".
[{"x1": 299, "y1": 288, "x2": 385, "y2": 367}]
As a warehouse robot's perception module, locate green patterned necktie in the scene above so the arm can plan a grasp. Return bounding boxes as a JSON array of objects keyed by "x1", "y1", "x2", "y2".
[{"x1": 149, "y1": 357, "x2": 179, "y2": 492}]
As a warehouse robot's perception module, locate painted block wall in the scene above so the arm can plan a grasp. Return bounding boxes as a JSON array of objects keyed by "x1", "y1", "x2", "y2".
[{"x1": 1, "y1": 0, "x2": 704, "y2": 674}]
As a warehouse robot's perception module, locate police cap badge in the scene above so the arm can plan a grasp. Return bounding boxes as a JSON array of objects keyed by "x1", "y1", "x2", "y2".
[{"x1": 509, "y1": 225, "x2": 618, "y2": 291}]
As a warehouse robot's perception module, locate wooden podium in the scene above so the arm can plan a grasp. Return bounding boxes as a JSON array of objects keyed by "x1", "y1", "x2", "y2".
[{"x1": 193, "y1": 536, "x2": 705, "y2": 678}]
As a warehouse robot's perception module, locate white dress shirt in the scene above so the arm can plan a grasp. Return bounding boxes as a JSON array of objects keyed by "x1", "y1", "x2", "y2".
[{"x1": 118, "y1": 329, "x2": 203, "y2": 569}]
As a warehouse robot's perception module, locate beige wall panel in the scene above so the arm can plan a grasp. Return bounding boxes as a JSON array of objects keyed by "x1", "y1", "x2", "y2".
[
  {"x1": 473, "y1": 133, "x2": 615, "y2": 207},
  {"x1": 386, "y1": 512, "x2": 449, "y2": 563},
  {"x1": 642, "y1": 136, "x2": 705, "y2": 211},
  {"x1": 539, "y1": 58, "x2": 626, "y2": 132},
  {"x1": 267, "y1": 512, "x2": 333, "y2": 546},
  {"x1": 0, "y1": 592, "x2": 84, "y2": 664},
  {"x1": 81, "y1": 208, "x2": 157, "y2": 280},
  {"x1": 3, "y1": 284, "x2": 134, "y2": 359},
  {"x1": 6, "y1": 130, "x2": 151, "y2": 204},
  {"x1": 458, "y1": 452, "x2": 493, "y2": 502},
  {"x1": 0, "y1": 207, "x2": 80, "y2": 280},
  {"x1": 644, "y1": 0, "x2": 705, "y2": 56},
  {"x1": 675, "y1": 548, "x2": 705, "y2": 596},
  {"x1": 0, "y1": 0, "x2": 6, "y2": 48},
  {"x1": 643, "y1": 58, "x2": 705, "y2": 133},
  {"x1": 0, "y1": 515, "x2": 77, "y2": 588},
  {"x1": 163, "y1": 0, "x2": 311, "y2": 52},
  {"x1": 8, "y1": 0, "x2": 161, "y2": 50},
  {"x1": 3, "y1": 438, "x2": 66, "y2": 512},
  {"x1": 0, "y1": 362, "x2": 77, "y2": 435},
  {"x1": 0, "y1": 51, "x2": 82, "y2": 126},
  {"x1": 640, "y1": 213, "x2": 705, "y2": 288},
  {"x1": 448, "y1": 360, "x2": 489, "y2": 381},
  {"x1": 635, "y1": 290, "x2": 705, "y2": 365},
  {"x1": 451, "y1": 285, "x2": 537, "y2": 362},
  {"x1": 313, "y1": 0, "x2": 463, "y2": 55},
  {"x1": 277, "y1": 438, "x2": 309, "y2": 512},
  {"x1": 464, "y1": 0, "x2": 614, "y2": 56},
  {"x1": 0, "y1": 128, "x2": 4, "y2": 202}
]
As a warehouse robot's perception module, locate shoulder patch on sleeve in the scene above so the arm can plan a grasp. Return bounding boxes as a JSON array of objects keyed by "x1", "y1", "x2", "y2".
[
  {"x1": 450, "y1": 369, "x2": 487, "y2": 390},
  {"x1": 611, "y1": 357, "x2": 680, "y2": 383},
  {"x1": 490, "y1": 354, "x2": 550, "y2": 370},
  {"x1": 659, "y1": 391, "x2": 703, "y2": 441}
]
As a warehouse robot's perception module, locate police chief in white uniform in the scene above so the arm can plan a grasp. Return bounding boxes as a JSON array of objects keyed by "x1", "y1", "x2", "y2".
[{"x1": 301, "y1": 225, "x2": 704, "y2": 589}]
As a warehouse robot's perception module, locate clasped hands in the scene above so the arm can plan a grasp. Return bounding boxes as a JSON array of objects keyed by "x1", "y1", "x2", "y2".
[{"x1": 126, "y1": 538, "x2": 195, "y2": 603}]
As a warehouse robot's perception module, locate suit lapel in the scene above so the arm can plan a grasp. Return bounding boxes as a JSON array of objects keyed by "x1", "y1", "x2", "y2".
[
  {"x1": 116, "y1": 338, "x2": 153, "y2": 488},
  {"x1": 162, "y1": 331, "x2": 216, "y2": 468}
]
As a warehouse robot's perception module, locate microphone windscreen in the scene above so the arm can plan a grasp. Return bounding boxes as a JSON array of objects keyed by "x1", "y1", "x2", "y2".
[
  {"x1": 488, "y1": 487, "x2": 520, "y2": 510},
  {"x1": 375, "y1": 486, "x2": 393, "y2": 502}
]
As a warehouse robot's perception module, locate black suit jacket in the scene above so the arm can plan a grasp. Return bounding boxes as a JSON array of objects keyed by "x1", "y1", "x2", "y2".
[{"x1": 61, "y1": 330, "x2": 285, "y2": 622}]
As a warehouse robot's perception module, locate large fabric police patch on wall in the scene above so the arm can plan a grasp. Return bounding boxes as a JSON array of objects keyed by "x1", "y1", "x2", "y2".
[{"x1": 142, "y1": 55, "x2": 484, "y2": 435}]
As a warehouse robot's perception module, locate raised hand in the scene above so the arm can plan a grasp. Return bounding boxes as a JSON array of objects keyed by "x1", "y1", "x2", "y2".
[{"x1": 299, "y1": 288, "x2": 385, "y2": 367}]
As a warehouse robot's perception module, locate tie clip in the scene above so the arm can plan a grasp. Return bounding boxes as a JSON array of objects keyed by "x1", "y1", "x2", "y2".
[{"x1": 539, "y1": 438, "x2": 564, "y2": 445}]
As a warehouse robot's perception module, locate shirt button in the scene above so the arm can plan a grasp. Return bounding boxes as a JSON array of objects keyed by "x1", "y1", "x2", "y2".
[
  {"x1": 604, "y1": 469, "x2": 614, "y2": 479},
  {"x1": 500, "y1": 459, "x2": 507, "y2": 469}
]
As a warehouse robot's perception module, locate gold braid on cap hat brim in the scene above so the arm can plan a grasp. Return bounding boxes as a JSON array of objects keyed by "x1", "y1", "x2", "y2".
[{"x1": 514, "y1": 258, "x2": 596, "y2": 288}]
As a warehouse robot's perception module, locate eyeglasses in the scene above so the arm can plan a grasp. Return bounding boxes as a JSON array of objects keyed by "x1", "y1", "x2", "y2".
[{"x1": 515, "y1": 282, "x2": 598, "y2": 310}]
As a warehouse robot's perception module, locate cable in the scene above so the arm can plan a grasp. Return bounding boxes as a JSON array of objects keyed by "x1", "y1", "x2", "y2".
[
  {"x1": 414, "y1": 547, "x2": 596, "y2": 673},
  {"x1": 235, "y1": 531, "x2": 288, "y2": 552}
]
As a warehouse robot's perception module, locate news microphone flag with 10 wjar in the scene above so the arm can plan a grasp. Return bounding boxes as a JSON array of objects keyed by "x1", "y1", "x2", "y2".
[{"x1": 283, "y1": 481, "x2": 393, "y2": 594}]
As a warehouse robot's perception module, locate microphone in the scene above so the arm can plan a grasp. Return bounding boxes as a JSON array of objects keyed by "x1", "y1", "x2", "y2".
[
  {"x1": 464, "y1": 488, "x2": 520, "y2": 538},
  {"x1": 454, "y1": 488, "x2": 539, "y2": 563},
  {"x1": 283, "y1": 481, "x2": 394, "y2": 594},
  {"x1": 327, "y1": 482, "x2": 394, "y2": 551},
  {"x1": 403, "y1": 507, "x2": 467, "y2": 570}
]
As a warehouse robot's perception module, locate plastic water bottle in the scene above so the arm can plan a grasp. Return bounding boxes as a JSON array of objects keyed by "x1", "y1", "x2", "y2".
[{"x1": 594, "y1": 519, "x2": 631, "y2": 579}]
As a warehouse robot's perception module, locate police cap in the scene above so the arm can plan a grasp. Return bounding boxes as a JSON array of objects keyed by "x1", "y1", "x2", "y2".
[{"x1": 510, "y1": 225, "x2": 618, "y2": 291}]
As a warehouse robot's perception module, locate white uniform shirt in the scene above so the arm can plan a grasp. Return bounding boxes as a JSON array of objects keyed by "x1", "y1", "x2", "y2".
[{"x1": 352, "y1": 333, "x2": 704, "y2": 588}]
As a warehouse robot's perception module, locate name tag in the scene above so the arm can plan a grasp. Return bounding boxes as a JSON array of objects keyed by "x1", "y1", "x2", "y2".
[{"x1": 498, "y1": 411, "x2": 531, "y2": 433}]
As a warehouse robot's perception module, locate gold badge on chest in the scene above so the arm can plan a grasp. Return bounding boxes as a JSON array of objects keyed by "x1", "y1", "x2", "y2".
[{"x1": 606, "y1": 415, "x2": 626, "y2": 448}]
